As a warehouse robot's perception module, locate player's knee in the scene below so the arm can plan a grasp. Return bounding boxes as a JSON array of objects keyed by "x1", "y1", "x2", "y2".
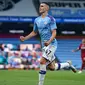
[
  {"x1": 49, "y1": 68, "x2": 55, "y2": 71},
  {"x1": 48, "y1": 66, "x2": 55, "y2": 71},
  {"x1": 49, "y1": 67, "x2": 55, "y2": 71},
  {"x1": 40, "y1": 60, "x2": 46, "y2": 64}
]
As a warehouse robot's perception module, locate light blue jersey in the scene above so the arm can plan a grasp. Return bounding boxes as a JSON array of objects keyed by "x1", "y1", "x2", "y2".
[{"x1": 33, "y1": 14, "x2": 57, "y2": 47}]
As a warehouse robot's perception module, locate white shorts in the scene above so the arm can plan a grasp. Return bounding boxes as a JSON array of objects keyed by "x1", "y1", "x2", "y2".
[{"x1": 42, "y1": 45, "x2": 57, "y2": 63}]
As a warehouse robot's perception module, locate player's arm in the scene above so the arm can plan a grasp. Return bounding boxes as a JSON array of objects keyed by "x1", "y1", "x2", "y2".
[
  {"x1": 44, "y1": 29, "x2": 56, "y2": 46},
  {"x1": 72, "y1": 48, "x2": 80, "y2": 52},
  {"x1": 20, "y1": 19, "x2": 38, "y2": 42},
  {"x1": 49, "y1": 29, "x2": 57, "y2": 42},
  {"x1": 20, "y1": 31, "x2": 37, "y2": 42},
  {"x1": 72, "y1": 44, "x2": 81, "y2": 52},
  {"x1": 44, "y1": 17, "x2": 57, "y2": 46}
]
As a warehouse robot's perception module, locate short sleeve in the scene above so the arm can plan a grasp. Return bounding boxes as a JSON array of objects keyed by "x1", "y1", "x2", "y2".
[
  {"x1": 50, "y1": 17, "x2": 57, "y2": 30},
  {"x1": 33, "y1": 19, "x2": 38, "y2": 32}
]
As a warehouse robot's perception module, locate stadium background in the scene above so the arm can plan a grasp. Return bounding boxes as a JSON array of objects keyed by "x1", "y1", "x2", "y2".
[{"x1": 0, "y1": 0, "x2": 85, "y2": 70}]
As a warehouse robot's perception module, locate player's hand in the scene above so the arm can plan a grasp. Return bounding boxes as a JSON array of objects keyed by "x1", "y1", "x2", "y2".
[
  {"x1": 44, "y1": 41, "x2": 50, "y2": 46},
  {"x1": 83, "y1": 57, "x2": 85, "y2": 61},
  {"x1": 72, "y1": 50, "x2": 75, "y2": 52},
  {"x1": 20, "y1": 36, "x2": 25, "y2": 42}
]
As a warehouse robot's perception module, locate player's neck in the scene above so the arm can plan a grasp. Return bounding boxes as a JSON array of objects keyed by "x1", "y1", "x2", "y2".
[{"x1": 41, "y1": 12, "x2": 48, "y2": 18}]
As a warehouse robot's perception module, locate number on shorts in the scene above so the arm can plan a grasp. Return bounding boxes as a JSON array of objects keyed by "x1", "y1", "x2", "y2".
[{"x1": 46, "y1": 49, "x2": 51, "y2": 55}]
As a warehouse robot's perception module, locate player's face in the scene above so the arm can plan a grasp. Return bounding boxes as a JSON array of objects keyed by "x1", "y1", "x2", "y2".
[
  {"x1": 39, "y1": 3, "x2": 48, "y2": 14},
  {"x1": 82, "y1": 39, "x2": 85, "y2": 43}
]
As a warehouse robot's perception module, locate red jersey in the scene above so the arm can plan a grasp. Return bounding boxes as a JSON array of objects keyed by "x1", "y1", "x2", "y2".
[{"x1": 79, "y1": 43, "x2": 85, "y2": 57}]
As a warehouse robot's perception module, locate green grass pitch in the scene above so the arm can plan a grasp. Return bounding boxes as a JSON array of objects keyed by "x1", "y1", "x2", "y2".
[{"x1": 0, "y1": 70, "x2": 85, "y2": 85}]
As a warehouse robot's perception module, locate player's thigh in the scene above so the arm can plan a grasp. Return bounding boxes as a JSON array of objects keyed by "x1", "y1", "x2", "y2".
[
  {"x1": 47, "y1": 45, "x2": 57, "y2": 57},
  {"x1": 42, "y1": 45, "x2": 57, "y2": 61},
  {"x1": 40, "y1": 57, "x2": 47, "y2": 64}
]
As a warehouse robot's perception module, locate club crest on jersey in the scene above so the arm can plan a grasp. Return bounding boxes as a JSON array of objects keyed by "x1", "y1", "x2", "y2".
[{"x1": 44, "y1": 22, "x2": 47, "y2": 25}]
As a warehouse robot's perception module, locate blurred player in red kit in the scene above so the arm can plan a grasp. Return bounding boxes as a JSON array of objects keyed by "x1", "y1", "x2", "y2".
[{"x1": 72, "y1": 39, "x2": 85, "y2": 73}]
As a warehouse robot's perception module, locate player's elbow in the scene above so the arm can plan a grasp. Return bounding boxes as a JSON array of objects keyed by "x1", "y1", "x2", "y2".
[
  {"x1": 52, "y1": 29, "x2": 57, "y2": 37},
  {"x1": 32, "y1": 31, "x2": 37, "y2": 36},
  {"x1": 34, "y1": 32, "x2": 37, "y2": 36},
  {"x1": 54, "y1": 31, "x2": 57, "y2": 37}
]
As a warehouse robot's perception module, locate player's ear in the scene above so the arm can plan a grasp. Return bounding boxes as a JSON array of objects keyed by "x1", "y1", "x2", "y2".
[{"x1": 46, "y1": 5, "x2": 49, "y2": 11}]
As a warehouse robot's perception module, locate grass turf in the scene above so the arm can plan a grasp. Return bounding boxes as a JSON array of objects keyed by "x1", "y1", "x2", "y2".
[{"x1": 0, "y1": 70, "x2": 85, "y2": 85}]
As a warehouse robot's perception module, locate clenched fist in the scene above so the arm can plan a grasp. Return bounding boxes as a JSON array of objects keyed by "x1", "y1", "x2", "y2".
[
  {"x1": 44, "y1": 41, "x2": 50, "y2": 46},
  {"x1": 20, "y1": 36, "x2": 25, "y2": 42}
]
